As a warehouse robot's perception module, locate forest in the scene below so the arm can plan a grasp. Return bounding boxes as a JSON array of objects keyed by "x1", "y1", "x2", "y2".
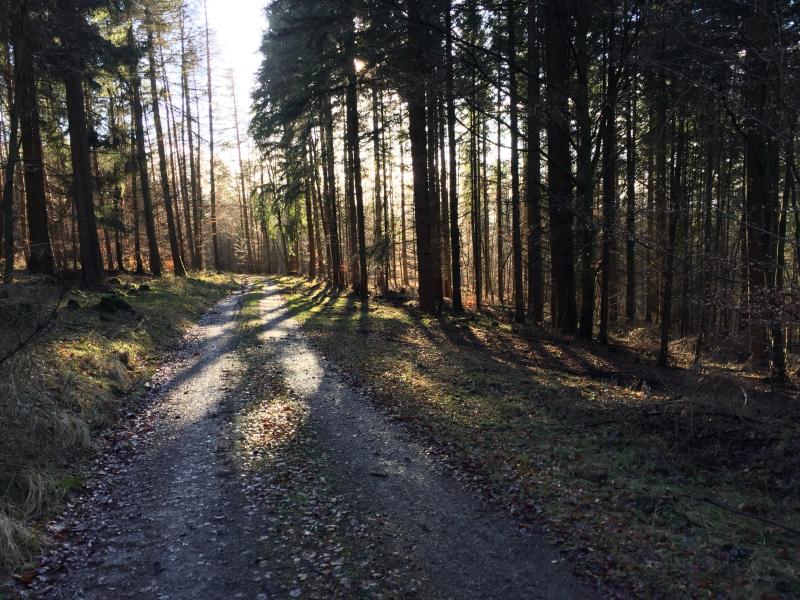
[
  {"x1": 249, "y1": 0, "x2": 800, "y2": 377},
  {"x1": 0, "y1": 0, "x2": 799, "y2": 598},
  {"x1": 0, "y1": 1, "x2": 797, "y2": 374}
]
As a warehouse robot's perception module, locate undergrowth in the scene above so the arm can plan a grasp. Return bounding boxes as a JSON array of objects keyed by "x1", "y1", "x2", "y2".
[
  {"x1": 0, "y1": 272, "x2": 237, "y2": 573},
  {"x1": 278, "y1": 276, "x2": 799, "y2": 599}
]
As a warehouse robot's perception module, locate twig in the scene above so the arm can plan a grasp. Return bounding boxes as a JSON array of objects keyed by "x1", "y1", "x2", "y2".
[
  {"x1": 681, "y1": 494, "x2": 800, "y2": 537},
  {"x1": 0, "y1": 286, "x2": 67, "y2": 367}
]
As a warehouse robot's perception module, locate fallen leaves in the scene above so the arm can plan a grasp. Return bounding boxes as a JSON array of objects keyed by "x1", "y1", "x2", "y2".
[{"x1": 226, "y1": 331, "x2": 428, "y2": 599}]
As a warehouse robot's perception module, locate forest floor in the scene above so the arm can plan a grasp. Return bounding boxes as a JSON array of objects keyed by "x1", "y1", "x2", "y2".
[
  {"x1": 276, "y1": 276, "x2": 800, "y2": 599},
  {"x1": 4, "y1": 278, "x2": 595, "y2": 599}
]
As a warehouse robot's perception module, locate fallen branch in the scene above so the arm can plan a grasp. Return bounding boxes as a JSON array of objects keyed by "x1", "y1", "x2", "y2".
[
  {"x1": 681, "y1": 494, "x2": 800, "y2": 537},
  {"x1": 0, "y1": 287, "x2": 67, "y2": 367}
]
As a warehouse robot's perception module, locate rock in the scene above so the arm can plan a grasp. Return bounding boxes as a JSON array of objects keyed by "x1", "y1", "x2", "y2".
[
  {"x1": 107, "y1": 277, "x2": 122, "y2": 286},
  {"x1": 95, "y1": 295, "x2": 133, "y2": 314}
]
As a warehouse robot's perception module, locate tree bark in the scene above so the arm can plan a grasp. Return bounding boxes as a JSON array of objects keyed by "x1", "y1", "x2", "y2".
[
  {"x1": 146, "y1": 13, "x2": 185, "y2": 276},
  {"x1": 508, "y1": 0, "x2": 524, "y2": 322},
  {"x1": 181, "y1": 16, "x2": 201, "y2": 269},
  {"x1": 526, "y1": 0, "x2": 544, "y2": 323},
  {"x1": 445, "y1": 0, "x2": 463, "y2": 311},
  {"x1": 496, "y1": 69, "x2": 505, "y2": 307},
  {"x1": 625, "y1": 79, "x2": 637, "y2": 321},
  {"x1": 232, "y1": 81, "x2": 253, "y2": 272},
  {"x1": 128, "y1": 25, "x2": 161, "y2": 277},
  {"x1": 743, "y1": 1, "x2": 778, "y2": 369},
  {"x1": 346, "y1": 72, "x2": 369, "y2": 302},
  {"x1": 203, "y1": 0, "x2": 219, "y2": 270},
  {"x1": 18, "y1": 6, "x2": 54, "y2": 275},
  {"x1": 406, "y1": 0, "x2": 442, "y2": 313},
  {"x1": 658, "y1": 114, "x2": 683, "y2": 367},
  {"x1": 575, "y1": 1, "x2": 594, "y2": 339},
  {"x1": 2, "y1": 29, "x2": 21, "y2": 283},
  {"x1": 598, "y1": 13, "x2": 619, "y2": 345},
  {"x1": 545, "y1": 0, "x2": 577, "y2": 333},
  {"x1": 63, "y1": 77, "x2": 104, "y2": 282},
  {"x1": 322, "y1": 96, "x2": 343, "y2": 287}
]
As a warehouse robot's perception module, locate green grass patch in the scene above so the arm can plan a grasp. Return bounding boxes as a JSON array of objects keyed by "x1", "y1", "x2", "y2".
[
  {"x1": 0, "y1": 271, "x2": 239, "y2": 574},
  {"x1": 276, "y1": 276, "x2": 799, "y2": 599}
]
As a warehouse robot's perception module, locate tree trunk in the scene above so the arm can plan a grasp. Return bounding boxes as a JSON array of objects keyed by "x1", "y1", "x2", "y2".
[
  {"x1": 496, "y1": 70, "x2": 505, "y2": 307},
  {"x1": 128, "y1": 25, "x2": 161, "y2": 277},
  {"x1": 445, "y1": 0, "x2": 463, "y2": 311},
  {"x1": 526, "y1": 0, "x2": 544, "y2": 323},
  {"x1": 147, "y1": 14, "x2": 185, "y2": 276},
  {"x1": 575, "y1": 2, "x2": 594, "y2": 339},
  {"x1": 172, "y1": 54, "x2": 195, "y2": 268},
  {"x1": 406, "y1": 0, "x2": 442, "y2": 313},
  {"x1": 1, "y1": 36, "x2": 21, "y2": 283},
  {"x1": 482, "y1": 116, "x2": 491, "y2": 302},
  {"x1": 311, "y1": 132, "x2": 332, "y2": 278},
  {"x1": 370, "y1": 85, "x2": 385, "y2": 294},
  {"x1": 346, "y1": 72, "x2": 369, "y2": 302},
  {"x1": 743, "y1": 1, "x2": 778, "y2": 369},
  {"x1": 470, "y1": 107, "x2": 482, "y2": 310},
  {"x1": 508, "y1": 0, "x2": 525, "y2": 322},
  {"x1": 545, "y1": 0, "x2": 577, "y2": 333},
  {"x1": 18, "y1": 8, "x2": 54, "y2": 275},
  {"x1": 658, "y1": 114, "x2": 683, "y2": 367},
  {"x1": 625, "y1": 79, "x2": 637, "y2": 321},
  {"x1": 438, "y1": 97, "x2": 452, "y2": 299},
  {"x1": 160, "y1": 60, "x2": 186, "y2": 265},
  {"x1": 426, "y1": 80, "x2": 444, "y2": 309},
  {"x1": 64, "y1": 78, "x2": 104, "y2": 284},
  {"x1": 400, "y1": 134, "x2": 410, "y2": 288},
  {"x1": 772, "y1": 138, "x2": 793, "y2": 380},
  {"x1": 322, "y1": 96, "x2": 343, "y2": 287},
  {"x1": 598, "y1": 14, "x2": 618, "y2": 345},
  {"x1": 181, "y1": 16, "x2": 201, "y2": 269},
  {"x1": 203, "y1": 0, "x2": 219, "y2": 270},
  {"x1": 232, "y1": 81, "x2": 253, "y2": 272},
  {"x1": 129, "y1": 125, "x2": 144, "y2": 274}
]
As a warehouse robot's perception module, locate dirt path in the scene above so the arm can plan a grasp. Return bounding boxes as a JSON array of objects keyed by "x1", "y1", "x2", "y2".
[
  {"x1": 30, "y1": 287, "x2": 262, "y2": 599},
  {"x1": 24, "y1": 281, "x2": 597, "y2": 600},
  {"x1": 254, "y1": 280, "x2": 595, "y2": 599}
]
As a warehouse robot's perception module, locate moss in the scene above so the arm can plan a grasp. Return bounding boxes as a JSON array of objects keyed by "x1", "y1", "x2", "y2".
[{"x1": 54, "y1": 474, "x2": 86, "y2": 496}]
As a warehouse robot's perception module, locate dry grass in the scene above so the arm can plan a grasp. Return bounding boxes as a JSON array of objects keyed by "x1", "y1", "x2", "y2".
[{"x1": 0, "y1": 272, "x2": 238, "y2": 573}]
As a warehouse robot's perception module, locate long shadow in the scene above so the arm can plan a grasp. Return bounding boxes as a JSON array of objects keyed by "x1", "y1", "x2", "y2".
[
  {"x1": 132, "y1": 293, "x2": 248, "y2": 405},
  {"x1": 52, "y1": 286, "x2": 296, "y2": 598},
  {"x1": 286, "y1": 283, "x2": 569, "y2": 431}
]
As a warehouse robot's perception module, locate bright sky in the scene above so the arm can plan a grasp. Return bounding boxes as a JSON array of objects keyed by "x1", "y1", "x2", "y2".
[{"x1": 203, "y1": 0, "x2": 268, "y2": 164}]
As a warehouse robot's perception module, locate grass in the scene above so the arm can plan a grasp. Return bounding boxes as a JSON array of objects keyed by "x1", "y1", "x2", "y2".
[
  {"x1": 277, "y1": 276, "x2": 799, "y2": 599},
  {"x1": 0, "y1": 271, "x2": 239, "y2": 574}
]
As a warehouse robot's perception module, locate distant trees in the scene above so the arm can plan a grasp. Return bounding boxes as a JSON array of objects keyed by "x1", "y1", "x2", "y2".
[
  {"x1": 249, "y1": 0, "x2": 800, "y2": 377},
  {"x1": 0, "y1": 0, "x2": 235, "y2": 283}
]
